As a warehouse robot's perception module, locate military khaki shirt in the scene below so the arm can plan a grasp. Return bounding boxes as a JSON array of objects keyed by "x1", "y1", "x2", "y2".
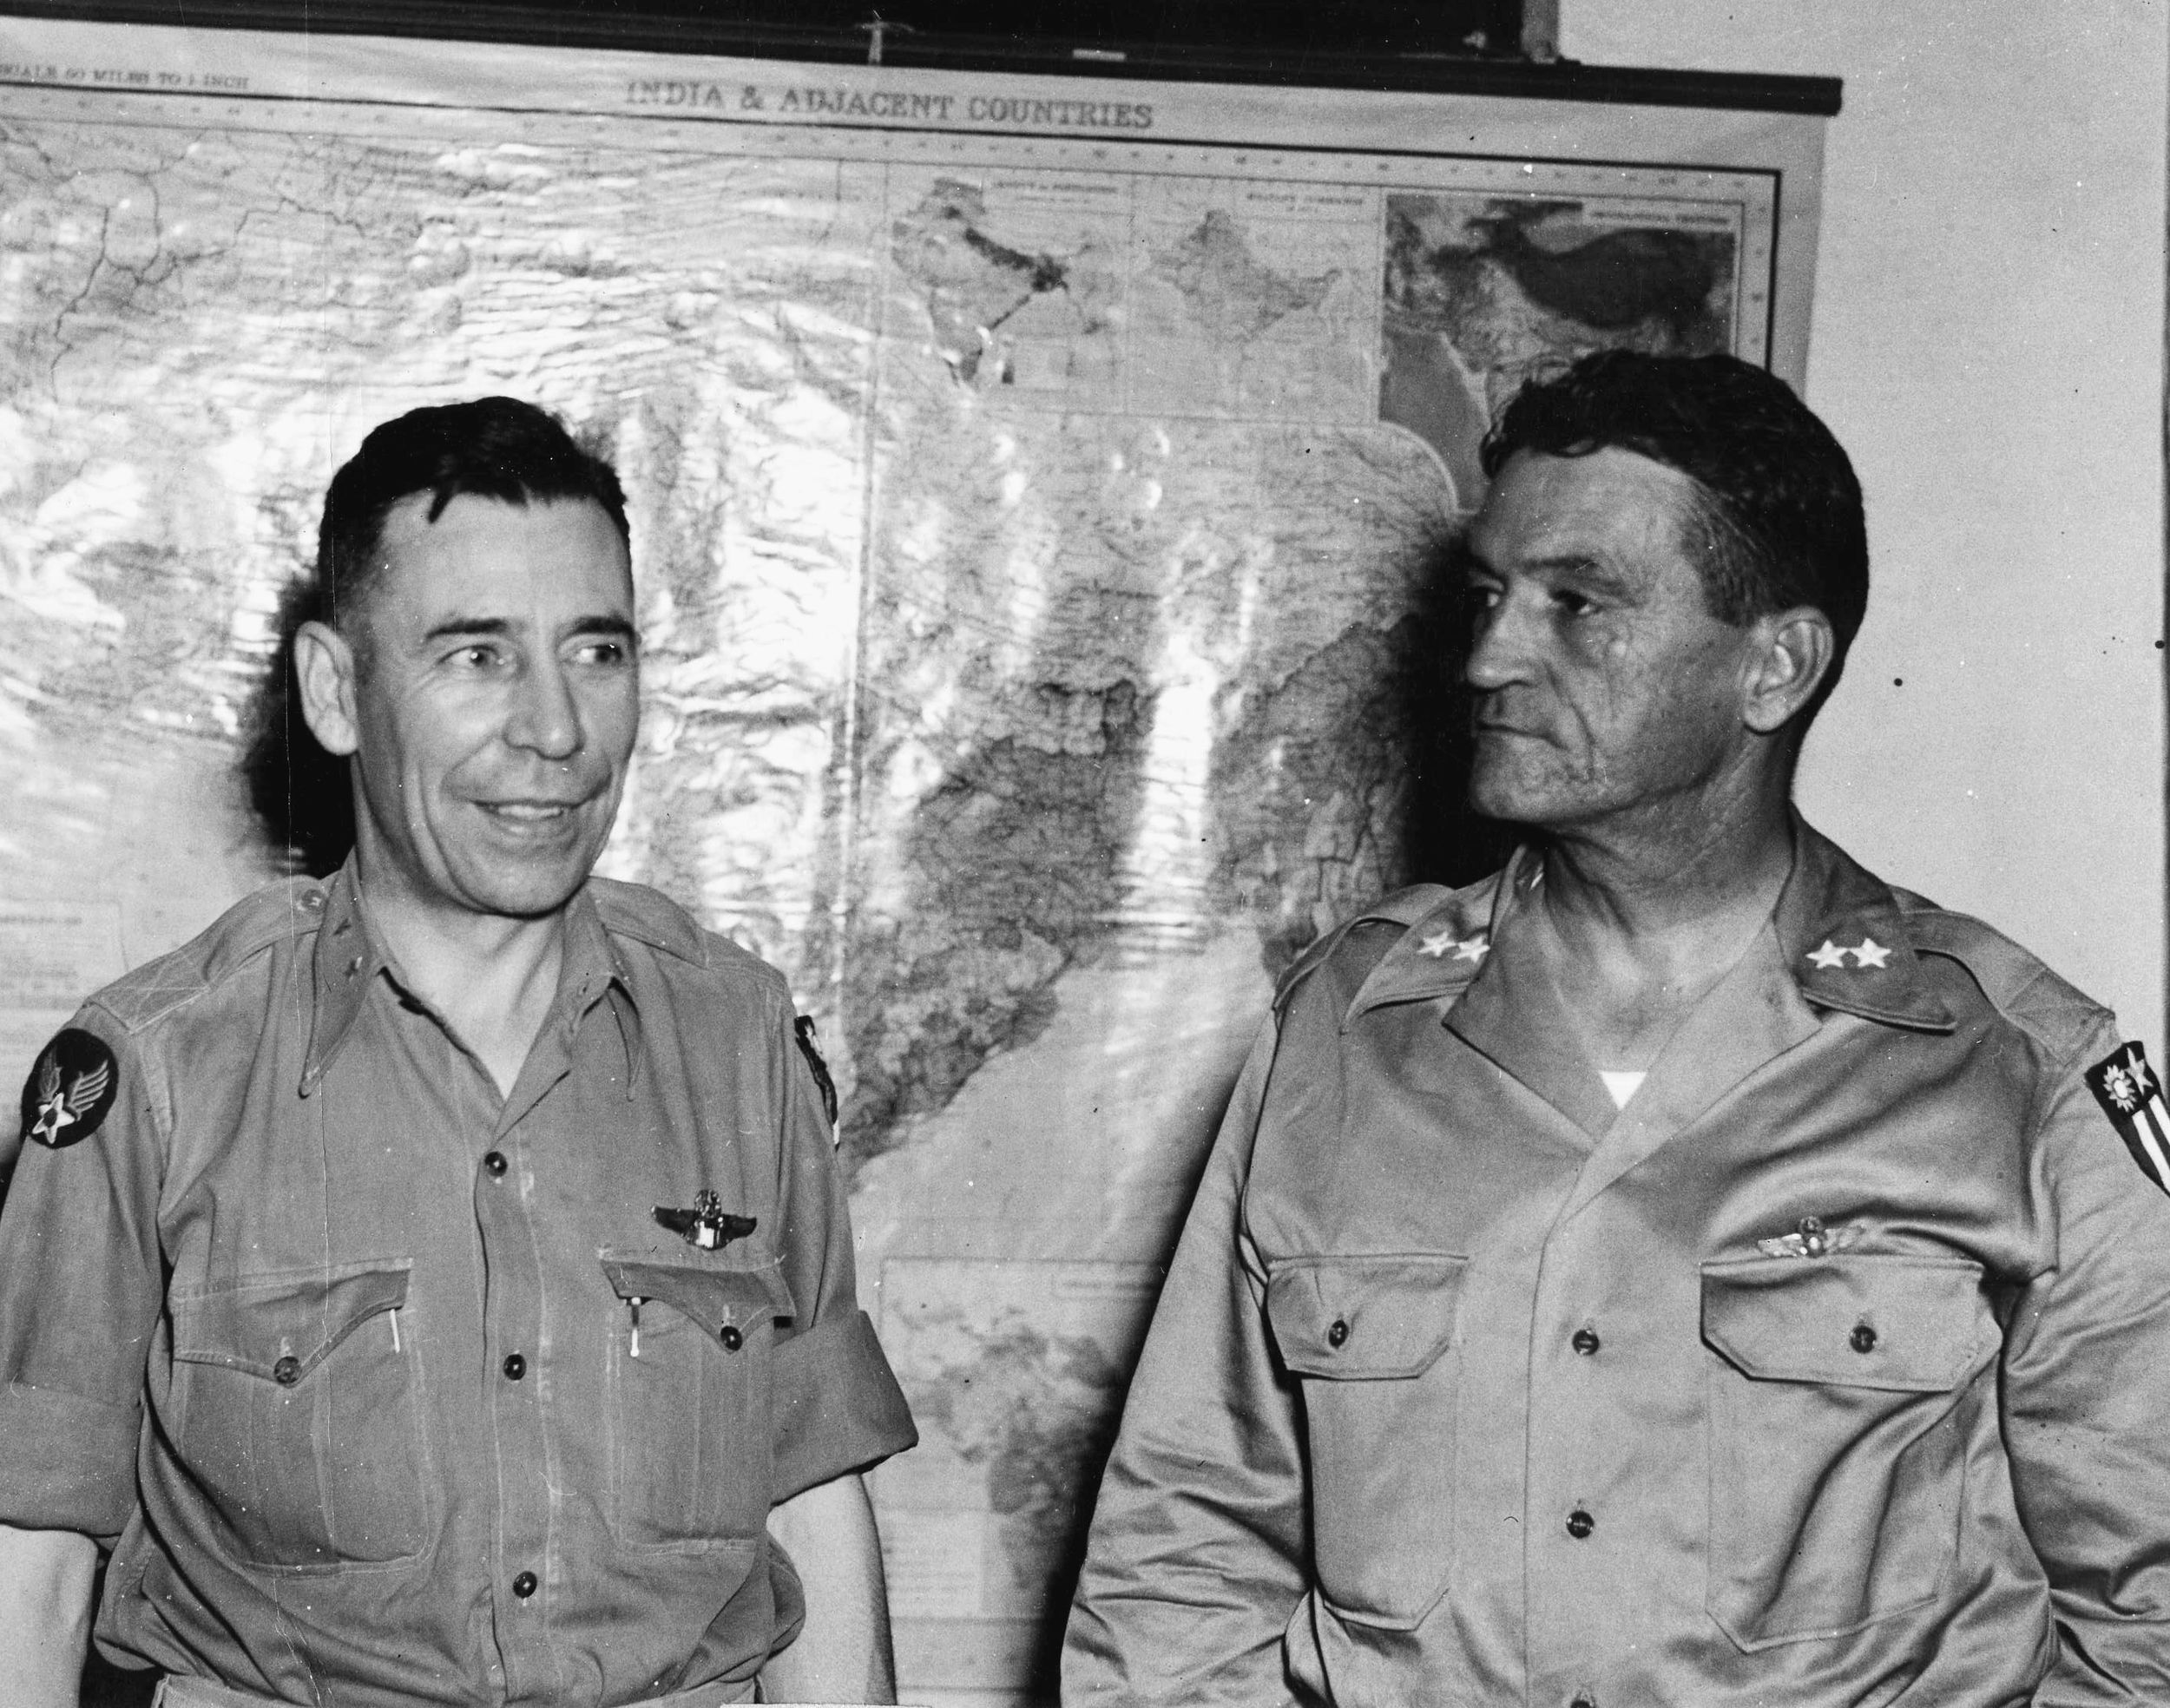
[
  {"x1": 1067, "y1": 824, "x2": 2170, "y2": 1705},
  {"x1": 0, "y1": 864, "x2": 914, "y2": 1705}
]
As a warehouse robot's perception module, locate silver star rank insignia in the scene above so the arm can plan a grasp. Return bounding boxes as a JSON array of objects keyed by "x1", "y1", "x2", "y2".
[
  {"x1": 1806, "y1": 936, "x2": 1892, "y2": 971},
  {"x1": 18, "y1": 1028, "x2": 118, "y2": 1151},
  {"x1": 2087, "y1": 1041, "x2": 2170, "y2": 1197},
  {"x1": 1418, "y1": 930, "x2": 1489, "y2": 963}
]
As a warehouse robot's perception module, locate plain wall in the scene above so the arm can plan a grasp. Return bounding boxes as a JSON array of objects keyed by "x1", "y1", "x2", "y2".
[{"x1": 1565, "y1": 1, "x2": 2168, "y2": 1040}]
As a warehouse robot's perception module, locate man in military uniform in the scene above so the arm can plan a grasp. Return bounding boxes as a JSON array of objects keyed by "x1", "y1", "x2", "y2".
[
  {"x1": 0, "y1": 397, "x2": 916, "y2": 1706},
  {"x1": 1065, "y1": 352, "x2": 2170, "y2": 1704}
]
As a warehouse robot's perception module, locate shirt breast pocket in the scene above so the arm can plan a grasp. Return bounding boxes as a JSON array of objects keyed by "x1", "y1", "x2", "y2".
[
  {"x1": 1700, "y1": 1253, "x2": 1995, "y2": 1650},
  {"x1": 601, "y1": 1251, "x2": 795, "y2": 1552},
  {"x1": 168, "y1": 1259, "x2": 430, "y2": 1572},
  {"x1": 1265, "y1": 1252, "x2": 1468, "y2": 1629}
]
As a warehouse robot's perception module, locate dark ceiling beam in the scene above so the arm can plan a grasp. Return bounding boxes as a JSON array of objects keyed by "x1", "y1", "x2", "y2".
[{"x1": 0, "y1": 2, "x2": 1843, "y2": 114}]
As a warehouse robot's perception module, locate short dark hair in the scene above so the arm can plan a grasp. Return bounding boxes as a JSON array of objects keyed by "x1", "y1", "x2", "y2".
[
  {"x1": 317, "y1": 395, "x2": 629, "y2": 625},
  {"x1": 1479, "y1": 351, "x2": 1868, "y2": 716},
  {"x1": 246, "y1": 397, "x2": 628, "y2": 875}
]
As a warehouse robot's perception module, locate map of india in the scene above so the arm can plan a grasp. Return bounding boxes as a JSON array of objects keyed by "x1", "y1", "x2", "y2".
[{"x1": 0, "y1": 23, "x2": 1789, "y2": 1701}]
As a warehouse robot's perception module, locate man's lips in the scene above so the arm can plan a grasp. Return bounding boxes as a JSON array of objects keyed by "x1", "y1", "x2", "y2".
[{"x1": 475, "y1": 798, "x2": 591, "y2": 823}]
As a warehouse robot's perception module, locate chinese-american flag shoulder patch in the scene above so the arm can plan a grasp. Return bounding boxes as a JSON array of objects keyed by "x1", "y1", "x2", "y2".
[{"x1": 2086, "y1": 1041, "x2": 2170, "y2": 1197}]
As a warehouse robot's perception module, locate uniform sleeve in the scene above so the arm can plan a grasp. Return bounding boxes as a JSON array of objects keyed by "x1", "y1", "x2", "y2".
[
  {"x1": 2000, "y1": 1017, "x2": 2170, "y2": 1701},
  {"x1": 1063, "y1": 1020, "x2": 1308, "y2": 1707},
  {"x1": 0, "y1": 1008, "x2": 162, "y2": 1540},
  {"x1": 766, "y1": 999, "x2": 915, "y2": 1502}
]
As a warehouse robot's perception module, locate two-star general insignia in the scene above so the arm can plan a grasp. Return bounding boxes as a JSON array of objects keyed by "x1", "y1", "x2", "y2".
[
  {"x1": 1807, "y1": 936, "x2": 1891, "y2": 971},
  {"x1": 1417, "y1": 930, "x2": 1489, "y2": 965},
  {"x1": 2086, "y1": 1041, "x2": 2170, "y2": 1197},
  {"x1": 17, "y1": 1028, "x2": 118, "y2": 1151}
]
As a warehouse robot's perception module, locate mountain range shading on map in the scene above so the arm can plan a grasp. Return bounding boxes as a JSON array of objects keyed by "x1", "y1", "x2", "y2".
[
  {"x1": 0, "y1": 48, "x2": 1778, "y2": 1699},
  {"x1": 1381, "y1": 192, "x2": 1740, "y2": 496}
]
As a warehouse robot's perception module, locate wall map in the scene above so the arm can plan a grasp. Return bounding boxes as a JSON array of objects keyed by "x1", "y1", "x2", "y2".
[{"x1": 0, "y1": 18, "x2": 1821, "y2": 1700}]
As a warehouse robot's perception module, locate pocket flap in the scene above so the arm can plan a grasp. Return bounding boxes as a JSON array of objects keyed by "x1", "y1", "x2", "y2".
[
  {"x1": 602, "y1": 1252, "x2": 795, "y2": 1344},
  {"x1": 171, "y1": 1260, "x2": 411, "y2": 1384},
  {"x1": 1266, "y1": 1254, "x2": 1467, "y2": 1379},
  {"x1": 1701, "y1": 1253, "x2": 1988, "y2": 1393}
]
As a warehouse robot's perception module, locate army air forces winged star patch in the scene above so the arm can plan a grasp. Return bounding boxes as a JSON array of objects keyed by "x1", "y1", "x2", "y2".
[
  {"x1": 2086, "y1": 1041, "x2": 2170, "y2": 1198},
  {"x1": 18, "y1": 1028, "x2": 118, "y2": 1151}
]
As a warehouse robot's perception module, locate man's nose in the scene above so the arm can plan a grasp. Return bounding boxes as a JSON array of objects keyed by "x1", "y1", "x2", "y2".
[
  {"x1": 505, "y1": 658, "x2": 582, "y2": 759},
  {"x1": 1464, "y1": 595, "x2": 1535, "y2": 692}
]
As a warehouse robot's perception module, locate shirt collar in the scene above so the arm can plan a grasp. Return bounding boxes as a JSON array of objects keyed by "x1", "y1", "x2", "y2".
[
  {"x1": 300, "y1": 858, "x2": 379, "y2": 1096},
  {"x1": 1775, "y1": 814, "x2": 1956, "y2": 1033},
  {"x1": 561, "y1": 883, "x2": 644, "y2": 1097},
  {"x1": 300, "y1": 859, "x2": 641, "y2": 1097},
  {"x1": 1340, "y1": 821, "x2": 1953, "y2": 1036},
  {"x1": 1339, "y1": 846, "x2": 1534, "y2": 1026}
]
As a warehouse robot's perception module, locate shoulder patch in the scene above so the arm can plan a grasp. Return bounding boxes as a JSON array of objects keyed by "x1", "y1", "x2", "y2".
[
  {"x1": 2084, "y1": 1041, "x2": 2170, "y2": 1198},
  {"x1": 19, "y1": 1028, "x2": 119, "y2": 1150},
  {"x1": 794, "y1": 1014, "x2": 840, "y2": 1133}
]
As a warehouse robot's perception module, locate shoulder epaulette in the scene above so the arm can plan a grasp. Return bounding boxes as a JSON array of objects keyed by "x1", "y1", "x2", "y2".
[
  {"x1": 589, "y1": 877, "x2": 789, "y2": 995},
  {"x1": 1897, "y1": 895, "x2": 2111, "y2": 1066},
  {"x1": 1273, "y1": 882, "x2": 1462, "y2": 1012},
  {"x1": 589, "y1": 877, "x2": 710, "y2": 965},
  {"x1": 93, "y1": 878, "x2": 322, "y2": 1034}
]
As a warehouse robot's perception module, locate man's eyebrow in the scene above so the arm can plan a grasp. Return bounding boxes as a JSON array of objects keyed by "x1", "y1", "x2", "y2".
[
  {"x1": 417, "y1": 614, "x2": 638, "y2": 645},
  {"x1": 1523, "y1": 552, "x2": 1638, "y2": 597},
  {"x1": 567, "y1": 614, "x2": 639, "y2": 644},
  {"x1": 421, "y1": 615, "x2": 514, "y2": 644}
]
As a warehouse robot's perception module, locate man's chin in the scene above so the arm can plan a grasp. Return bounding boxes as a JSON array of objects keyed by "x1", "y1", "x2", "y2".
[
  {"x1": 444, "y1": 850, "x2": 602, "y2": 922},
  {"x1": 1467, "y1": 762, "x2": 1555, "y2": 827}
]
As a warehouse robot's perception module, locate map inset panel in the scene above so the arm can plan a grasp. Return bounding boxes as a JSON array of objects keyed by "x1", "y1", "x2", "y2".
[{"x1": 1383, "y1": 187, "x2": 1751, "y2": 498}]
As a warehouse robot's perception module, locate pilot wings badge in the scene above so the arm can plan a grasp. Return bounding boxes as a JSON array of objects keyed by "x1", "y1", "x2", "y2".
[
  {"x1": 18, "y1": 1028, "x2": 119, "y2": 1151},
  {"x1": 654, "y1": 1189, "x2": 757, "y2": 1251}
]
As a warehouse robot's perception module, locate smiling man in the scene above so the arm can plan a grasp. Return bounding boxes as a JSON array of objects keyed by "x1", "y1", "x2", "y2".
[
  {"x1": 0, "y1": 398, "x2": 915, "y2": 1707},
  {"x1": 1065, "y1": 352, "x2": 2170, "y2": 1705}
]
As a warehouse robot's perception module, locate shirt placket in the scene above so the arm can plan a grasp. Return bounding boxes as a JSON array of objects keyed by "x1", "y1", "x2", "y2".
[
  {"x1": 474, "y1": 1008, "x2": 582, "y2": 1700},
  {"x1": 1519, "y1": 1203, "x2": 1682, "y2": 1708}
]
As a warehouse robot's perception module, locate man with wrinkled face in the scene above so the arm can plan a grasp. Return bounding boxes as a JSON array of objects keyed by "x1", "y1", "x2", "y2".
[
  {"x1": 0, "y1": 397, "x2": 916, "y2": 1707},
  {"x1": 1065, "y1": 352, "x2": 2170, "y2": 1706}
]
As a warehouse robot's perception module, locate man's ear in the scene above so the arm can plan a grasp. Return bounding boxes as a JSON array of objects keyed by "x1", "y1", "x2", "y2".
[
  {"x1": 1740, "y1": 606, "x2": 1836, "y2": 735},
  {"x1": 294, "y1": 620, "x2": 362, "y2": 758}
]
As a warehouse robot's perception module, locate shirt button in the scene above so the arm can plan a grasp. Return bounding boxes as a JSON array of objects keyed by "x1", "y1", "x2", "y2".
[
  {"x1": 483, "y1": 1151, "x2": 508, "y2": 1177},
  {"x1": 503, "y1": 1353, "x2": 526, "y2": 1381},
  {"x1": 1571, "y1": 1327, "x2": 1601, "y2": 1357},
  {"x1": 1851, "y1": 1321, "x2": 1878, "y2": 1354},
  {"x1": 1326, "y1": 1317, "x2": 1350, "y2": 1349},
  {"x1": 719, "y1": 1324, "x2": 745, "y2": 1352},
  {"x1": 1572, "y1": 1694, "x2": 1598, "y2": 1708},
  {"x1": 273, "y1": 1356, "x2": 301, "y2": 1386},
  {"x1": 511, "y1": 1570, "x2": 538, "y2": 1599},
  {"x1": 1567, "y1": 1508, "x2": 1595, "y2": 1540}
]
